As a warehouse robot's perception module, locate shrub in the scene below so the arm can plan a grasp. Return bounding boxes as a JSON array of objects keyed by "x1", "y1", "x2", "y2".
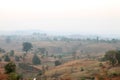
[
  {"x1": 15, "y1": 56, "x2": 20, "y2": 61},
  {"x1": 32, "y1": 54, "x2": 41, "y2": 65},
  {"x1": 99, "y1": 63, "x2": 103, "y2": 67},
  {"x1": 104, "y1": 50, "x2": 120, "y2": 66},
  {"x1": 0, "y1": 48, "x2": 5, "y2": 53},
  {"x1": 22, "y1": 42, "x2": 33, "y2": 53},
  {"x1": 4, "y1": 55, "x2": 10, "y2": 62},
  {"x1": 8, "y1": 72, "x2": 21, "y2": 80},
  {"x1": 9, "y1": 50, "x2": 14, "y2": 56},
  {"x1": 4, "y1": 62, "x2": 16, "y2": 74},
  {"x1": 38, "y1": 70, "x2": 43, "y2": 76},
  {"x1": 55, "y1": 60, "x2": 61, "y2": 66},
  {"x1": 80, "y1": 67, "x2": 84, "y2": 71}
]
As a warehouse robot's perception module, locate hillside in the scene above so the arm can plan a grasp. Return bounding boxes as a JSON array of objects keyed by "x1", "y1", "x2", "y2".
[
  {"x1": 0, "y1": 35, "x2": 120, "y2": 80},
  {"x1": 43, "y1": 59, "x2": 120, "y2": 80}
]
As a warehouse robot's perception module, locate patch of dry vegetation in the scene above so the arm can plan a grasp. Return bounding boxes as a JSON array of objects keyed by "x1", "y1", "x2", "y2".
[{"x1": 44, "y1": 59, "x2": 120, "y2": 80}]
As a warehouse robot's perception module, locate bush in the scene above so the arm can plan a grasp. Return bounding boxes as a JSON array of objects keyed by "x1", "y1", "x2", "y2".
[
  {"x1": 99, "y1": 63, "x2": 103, "y2": 67},
  {"x1": 55, "y1": 60, "x2": 61, "y2": 66},
  {"x1": 15, "y1": 56, "x2": 20, "y2": 61},
  {"x1": 9, "y1": 50, "x2": 14, "y2": 56},
  {"x1": 104, "y1": 50, "x2": 120, "y2": 66},
  {"x1": 4, "y1": 55, "x2": 10, "y2": 62},
  {"x1": 4, "y1": 62, "x2": 16, "y2": 74},
  {"x1": 80, "y1": 67, "x2": 84, "y2": 71},
  {"x1": 8, "y1": 72, "x2": 21, "y2": 80},
  {"x1": 22, "y1": 42, "x2": 33, "y2": 53},
  {"x1": 0, "y1": 48, "x2": 5, "y2": 53},
  {"x1": 32, "y1": 54, "x2": 41, "y2": 65},
  {"x1": 38, "y1": 70, "x2": 43, "y2": 76}
]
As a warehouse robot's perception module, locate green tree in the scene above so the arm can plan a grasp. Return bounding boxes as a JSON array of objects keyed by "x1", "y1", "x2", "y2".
[
  {"x1": 15, "y1": 56, "x2": 20, "y2": 61},
  {"x1": 4, "y1": 62, "x2": 16, "y2": 74},
  {"x1": 104, "y1": 50, "x2": 120, "y2": 66},
  {"x1": 22, "y1": 42, "x2": 33, "y2": 53},
  {"x1": 55, "y1": 60, "x2": 61, "y2": 66},
  {"x1": 4, "y1": 55, "x2": 10, "y2": 62},
  {"x1": 32, "y1": 54, "x2": 41, "y2": 65},
  {"x1": 5, "y1": 62, "x2": 22, "y2": 80},
  {"x1": 9, "y1": 50, "x2": 14, "y2": 56},
  {"x1": 38, "y1": 70, "x2": 43, "y2": 76},
  {"x1": 0, "y1": 48, "x2": 5, "y2": 53}
]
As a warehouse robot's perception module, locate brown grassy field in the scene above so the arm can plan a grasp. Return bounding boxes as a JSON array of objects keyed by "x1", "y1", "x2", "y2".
[
  {"x1": 0, "y1": 36, "x2": 120, "y2": 80},
  {"x1": 44, "y1": 59, "x2": 120, "y2": 80}
]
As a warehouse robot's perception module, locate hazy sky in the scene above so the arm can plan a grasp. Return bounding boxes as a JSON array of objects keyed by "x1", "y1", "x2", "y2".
[{"x1": 0, "y1": 0, "x2": 120, "y2": 35}]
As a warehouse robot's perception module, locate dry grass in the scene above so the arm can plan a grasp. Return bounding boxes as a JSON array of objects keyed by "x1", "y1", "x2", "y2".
[
  {"x1": 45, "y1": 59, "x2": 101, "y2": 79},
  {"x1": 44, "y1": 59, "x2": 120, "y2": 80}
]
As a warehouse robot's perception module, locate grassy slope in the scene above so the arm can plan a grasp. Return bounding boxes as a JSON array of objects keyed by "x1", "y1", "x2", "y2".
[{"x1": 44, "y1": 59, "x2": 120, "y2": 80}]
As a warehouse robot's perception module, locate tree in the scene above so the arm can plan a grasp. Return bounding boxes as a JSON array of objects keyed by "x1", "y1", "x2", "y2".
[
  {"x1": 104, "y1": 50, "x2": 120, "y2": 66},
  {"x1": 9, "y1": 50, "x2": 14, "y2": 56},
  {"x1": 38, "y1": 70, "x2": 43, "y2": 76},
  {"x1": 4, "y1": 62, "x2": 16, "y2": 74},
  {"x1": 32, "y1": 54, "x2": 41, "y2": 65},
  {"x1": 22, "y1": 42, "x2": 33, "y2": 53},
  {"x1": 15, "y1": 56, "x2": 20, "y2": 62},
  {"x1": 4, "y1": 55, "x2": 10, "y2": 62},
  {"x1": 0, "y1": 48, "x2": 5, "y2": 53},
  {"x1": 4, "y1": 62, "x2": 22, "y2": 80},
  {"x1": 55, "y1": 60, "x2": 61, "y2": 66}
]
